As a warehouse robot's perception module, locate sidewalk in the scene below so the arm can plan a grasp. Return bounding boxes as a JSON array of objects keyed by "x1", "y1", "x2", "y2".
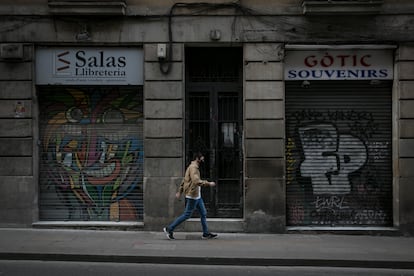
[{"x1": 1, "y1": 228, "x2": 414, "y2": 269}]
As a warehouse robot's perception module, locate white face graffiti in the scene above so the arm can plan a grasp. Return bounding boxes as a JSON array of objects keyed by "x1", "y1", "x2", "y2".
[{"x1": 298, "y1": 124, "x2": 367, "y2": 195}]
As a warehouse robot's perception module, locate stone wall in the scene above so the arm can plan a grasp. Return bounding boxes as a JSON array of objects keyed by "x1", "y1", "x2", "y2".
[
  {"x1": 143, "y1": 44, "x2": 185, "y2": 230},
  {"x1": 0, "y1": 0, "x2": 413, "y2": 235},
  {"x1": 397, "y1": 43, "x2": 414, "y2": 235},
  {"x1": 0, "y1": 44, "x2": 36, "y2": 227},
  {"x1": 244, "y1": 43, "x2": 286, "y2": 232}
]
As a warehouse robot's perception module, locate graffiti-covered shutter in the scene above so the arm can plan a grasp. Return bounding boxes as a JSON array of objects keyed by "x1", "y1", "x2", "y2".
[
  {"x1": 38, "y1": 87, "x2": 144, "y2": 222},
  {"x1": 286, "y1": 80, "x2": 392, "y2": 227}
]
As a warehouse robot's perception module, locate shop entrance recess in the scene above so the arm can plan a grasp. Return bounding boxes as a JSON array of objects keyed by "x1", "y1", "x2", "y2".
[{"x1": 185, "y1": 47, "x2": 243, "y2": 218}]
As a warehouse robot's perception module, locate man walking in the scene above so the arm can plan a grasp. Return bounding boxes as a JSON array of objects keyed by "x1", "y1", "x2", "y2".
[{"x1": 164, "y1": 152, "x2": 217, "y2": 240}]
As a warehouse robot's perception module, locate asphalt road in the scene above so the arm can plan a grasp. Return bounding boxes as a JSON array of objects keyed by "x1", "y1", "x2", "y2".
[{"x1": 1, "y1": 260, "x2": 414, "y2": 276}]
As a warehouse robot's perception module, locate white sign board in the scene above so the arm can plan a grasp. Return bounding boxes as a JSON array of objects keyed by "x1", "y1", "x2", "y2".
[
  {"x1": 285, "y1": 49, "x2": 393, "y2": 80},
  {"x1": 36, "y1": 47, "x2": 143, "y2": 85}
]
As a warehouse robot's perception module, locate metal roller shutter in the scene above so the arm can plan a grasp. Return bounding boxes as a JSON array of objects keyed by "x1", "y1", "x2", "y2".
[
  {"x1": 38, "y1": 86, "x2": 144, "y2": 222},
  {"x1": 286, "y1": 80, "x2": 392, "y2": 227}
]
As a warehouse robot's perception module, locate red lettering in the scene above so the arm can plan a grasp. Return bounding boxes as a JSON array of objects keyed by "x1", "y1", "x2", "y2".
[
  {"x1": 336, "y1": 55, "x2": 350, "y2": 67},
  {"x1": 304, "y1": 55, "x2": 317, "y2": 67},
  {"x1": 320, "y1": 54, "x2": 334, "y2": 67},
  {"x1": 303, "y1": 53, "x2": 373, "y2": 68},
  {"x1": 360, "y1": 55, "x2": 371, "y2": 67}
]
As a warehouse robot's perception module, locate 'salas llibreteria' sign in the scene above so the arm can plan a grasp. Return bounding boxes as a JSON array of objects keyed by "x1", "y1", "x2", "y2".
[
  {"x1": 285, "y1": 49, "x2": 393, "y2": 80},
  {"x1": 36, "y1": 47, "x2": 143, "y2": 85}
]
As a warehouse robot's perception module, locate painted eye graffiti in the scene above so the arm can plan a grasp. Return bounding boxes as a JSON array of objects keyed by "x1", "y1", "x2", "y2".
[{"x1": 66, "y1": 107, "x2": 83, "y2": 123}]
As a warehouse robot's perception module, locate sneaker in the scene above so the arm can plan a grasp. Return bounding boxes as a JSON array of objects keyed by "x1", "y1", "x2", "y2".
[
  {"x1": 163, "y1": 227, "x2": 175, "y2": 240},
  {"x1": 202, "y1": 233, "x2": 218, "y2": 239}
]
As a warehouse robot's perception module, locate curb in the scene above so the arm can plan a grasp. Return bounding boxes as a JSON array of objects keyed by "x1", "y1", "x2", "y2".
[{"x1": 1, "y1": 253, "x2": 414, "y2": 269}]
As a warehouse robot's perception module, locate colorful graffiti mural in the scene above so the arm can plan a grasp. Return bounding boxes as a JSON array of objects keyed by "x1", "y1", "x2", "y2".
[
  {"x1": 39, "y1": 87, "x2": 143, "y2": 221},
  {"x1": 286, "y1": 82, "x2": 393, "y2": 227}
]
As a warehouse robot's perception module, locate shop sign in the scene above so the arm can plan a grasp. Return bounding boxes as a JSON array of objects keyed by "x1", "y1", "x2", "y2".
[
  {"x1": 285, "y1": 49, "x2": 393, "y2": 80},
  {"x1": 36, "y1": 47, "x2": 143, "y2": 85}
]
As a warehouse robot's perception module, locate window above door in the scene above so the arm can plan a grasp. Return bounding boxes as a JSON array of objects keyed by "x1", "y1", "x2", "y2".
[{"x1": 186, "y1": 47, "x2": 242, "y2": 83}]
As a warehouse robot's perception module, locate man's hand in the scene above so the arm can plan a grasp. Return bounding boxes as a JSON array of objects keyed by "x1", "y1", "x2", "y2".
[{"x1": 209, "y1": 182, "x2": 216, "y2": 187}]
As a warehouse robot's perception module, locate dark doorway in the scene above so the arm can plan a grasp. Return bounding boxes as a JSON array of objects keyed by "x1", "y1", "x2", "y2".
[{"x1": 185, "y1": 47, "x2": 243, "y2": 218}]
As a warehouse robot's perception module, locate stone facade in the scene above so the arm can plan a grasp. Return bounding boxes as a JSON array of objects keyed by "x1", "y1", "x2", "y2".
[
  {"x1": 0, "y1": 0, "x2": 413, "y2": 235},
  {"x1": 397, "y1": 43, "x2": 414, "y2": 234}
]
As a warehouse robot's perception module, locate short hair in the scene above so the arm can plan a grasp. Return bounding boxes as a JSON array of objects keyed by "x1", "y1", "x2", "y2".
[{"x1": 192, "y1": 152, "x2": 204, "y2": 161}]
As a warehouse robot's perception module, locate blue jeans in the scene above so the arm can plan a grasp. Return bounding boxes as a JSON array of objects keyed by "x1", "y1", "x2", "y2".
[{"x1": 168, "y1": 198, "x2": 209, "y2": 235}]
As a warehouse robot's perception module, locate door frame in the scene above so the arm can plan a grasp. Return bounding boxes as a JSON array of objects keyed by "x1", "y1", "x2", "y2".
[
  {"x1": 184, "y1": 47, "x2": 244, "y2": 218},
  {"x1": 185, "y1": 82, "x2": 243, "y2": 217}
]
